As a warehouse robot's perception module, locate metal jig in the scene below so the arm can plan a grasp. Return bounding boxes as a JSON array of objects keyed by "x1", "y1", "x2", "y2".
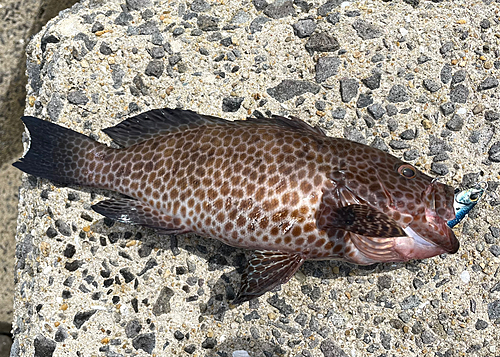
[{"x1": 447, "y1": 182, "x2": 488, "y2": 228}]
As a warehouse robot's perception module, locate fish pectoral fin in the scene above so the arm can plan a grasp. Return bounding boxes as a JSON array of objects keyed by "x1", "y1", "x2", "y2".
[
  {"x1": 92, "y1": 198, "x2": 190, "y2": 234},
  {"x1": 233, "y1": 250, "x2": 305, "y2": 304},
  {"x1": 318, "y1": 204, "x2": 406, "y2": 238}
]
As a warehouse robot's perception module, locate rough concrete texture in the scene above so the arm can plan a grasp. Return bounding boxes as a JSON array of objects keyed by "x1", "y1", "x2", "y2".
[
  {"x1": 12, "y1": 0, "x2": 500, "y2": 356},
  {"x1": 0, "y1": 2, "x2": 94, "y2": 357}
]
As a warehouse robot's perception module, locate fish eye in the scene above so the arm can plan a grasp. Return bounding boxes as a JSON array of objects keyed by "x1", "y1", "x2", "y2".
[{"x1": 397, "y1": 164, "x2": 416, "y2": 179}]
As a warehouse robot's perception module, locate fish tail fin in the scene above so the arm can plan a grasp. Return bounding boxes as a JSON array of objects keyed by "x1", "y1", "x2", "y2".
[{"x1": 13, "y1": 116, "x2": 106, "y2": 186}]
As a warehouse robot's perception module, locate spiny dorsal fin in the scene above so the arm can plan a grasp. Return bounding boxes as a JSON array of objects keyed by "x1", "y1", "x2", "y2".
[
  {"x1": 246, "y1": 115, "x2": 327, "y2": 137},
  {"x1": 233, "y1": 250, "x2": 305, "y2": 304},
  {"x1": 103, "y1": 108, "x2": 227, "y2": 148},
  {"x1": 104, "y1": 108, "x2": 327, "y2": 148}
]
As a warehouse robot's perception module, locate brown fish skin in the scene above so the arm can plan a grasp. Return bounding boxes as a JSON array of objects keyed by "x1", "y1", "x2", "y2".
[{"x1": 13, "y1": 108, "x2": 458, "y2": 303}]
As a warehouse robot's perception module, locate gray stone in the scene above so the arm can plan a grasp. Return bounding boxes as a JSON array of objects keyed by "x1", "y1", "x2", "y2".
[
  {"x1": 370, "y1": 137, "x2": 389, "y2": 152},
  {"x1": 367, "y1": 103, "x2": 385, "y2": 119},
  {"x1": 475, "y1": 319, "x2": 488, "y2": 330},
  {"x1": 440, "y1": 64, "x2": 452, "y2": 84},
  {"x1": 389, "y1": 140, "x2": 410, "y2": 150},
  {"x1": 386, "y1": 104, "x2": 398, "y2": 117},
  {"x1": 478, "y1": 77, "x2": 499, "y2": 91},
  {"x1": 249, "y1": 16, "x2": 271, "y2": 33},
  {"x1": 387, "y1": 84, "x2": 409, "y2": 103},
  {"x1": 423, "y1": 78, "x2": 441, "y2": 92},
  {"x1": 132, "y1": 333, "x2": 155, "y2": 354},
  {"x1": 431, "y1": 162, "x2": 449, "y2": 176},
  {"x1": 356, "y1": 93, "x2": 372, "y2": 108},
  {"x1": 352, "y1": 19, "x2": 382, "y2": 40},
  {"x1": 110, "y1": 64, "x2": 125, "y2": 89},
  {"x1": 362, "y1": 72, "x2": 381, "y2": 90},
  {"x1": 446, "y1": 114, "x2": 464, "y2": 131},
  {"x1": 230, "y1": 10, "x2": 251, "y2": 24},
  {"x1": 315, "y1": 56, "x2": 340, "y2": 83},
  {"x1": 421, "y1": 330, "x2": 435, "y2": 345},
  {"x1": 339, "y1": 78, "x2": 358, "y2": 103},
  {"x1": 428, "y1": 135, "x2": 452, "y2": 155},
  {"x1": 264, "y1": 0, "x2": 296, "y2": 19},
  {"x1": 440, "y1": 102, "x2": 455, "y2": 116},
  {"x1": 451, "y1": 70, "x2": 466, "y2": 85},
  {"x1": 404, "y1": 149, "x2": 419, "y2": 161},
  {"x1": 320, "y1": 339, "x2": 348, "y2": 357},
  {"x1": 327, "y1": 12, "x2": 340, "y2": 25},
  {"x1": 125, "y1": 319, "x2": 142, "y2": 338},
  {"x1": 490, "y1": 244, "x2": 500, "y2": 256},
  {"x1": 449, "y1": 84, "x2": 469, "y2": 103},
  {"x1": 191, "y1": 0, "x2": 210, "y2": 12},
  {"x1": 267, "y1": 79, "x2": 320, "y2": 102},
  {"x1": 144, "y1": 60, "x2": 164, "y2": 78},
  {"x1": 293, "y1": 19, "x2": 317, "y2": 38},
  {"x1": 439, "y1": 41, "x2": 454, "y2": 56},
  {"x1": 73, "y1": 310, "x2": 97, "y2": 329},
  {"x1": 126, "y1": 0, "x2": 153, "y2": 10},
  {"x1": 222, "y1": 97, "x2": 244, "y2": 112},
  {"x1": 48, "y1": 94, "x2": 63, "y2": 121},
  {"x1": 201, "y1": 337, "x2": 217, "y2": 349},
  {"x1": 147, "y1": 46, "x2": 165, "y2": 59},
  {"x1": 488, "y1": 142, "x2": 500, "y2": 162},
  {"x1": 400, "y1": 129, "x2": 416, "y2": 140},
  {"x1": 488, "y1": 300, "x2": 500, "y2": 320},
  {"x1": 197, "y1": 15, "x2": 219, "y2": 31},
  {"x1": 317, "y1": 0, "x2": 343, "y2": 16},
  {"x1": 305, "y1": 32, "x2": 340, "y2": 53},
  {"x1": 485, "y1": 110, "x2": 500, "y2": 122},
  {"x1": 34, "y1": 335, "x2": 56, "y2": 357},
  {"x1": 67, "y1": 90, "x2": 89, "y2": 105},
  {"x1": 152, "y1": 287, "x2": 174, "y2": 315},
  {"x1": 344, "y1": 126, "x2": 366, "y2": 144},
  {"x1": 400, "y1": 295, "x2": 421, "y2": 310},
  {"x1": 331, "y1": 107, "x2": 346, "y2": 119},
  {"x1": 54, "y1": 327, "x2": 68, "y2": 342}
]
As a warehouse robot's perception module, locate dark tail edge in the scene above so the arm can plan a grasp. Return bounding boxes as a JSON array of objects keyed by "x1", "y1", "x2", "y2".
[{"x1": 13, "y1": 116, "x2": 101, "y2": 186}]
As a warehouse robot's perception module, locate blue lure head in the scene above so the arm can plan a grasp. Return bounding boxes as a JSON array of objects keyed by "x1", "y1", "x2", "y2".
[{"x1": 447, "y1": 182, "x2": 487, "y2": 228}]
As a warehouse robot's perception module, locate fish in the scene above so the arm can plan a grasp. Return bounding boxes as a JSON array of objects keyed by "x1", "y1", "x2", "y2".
[{"x1": 13, "y1": 108, "x2": 459, "y2": 304}]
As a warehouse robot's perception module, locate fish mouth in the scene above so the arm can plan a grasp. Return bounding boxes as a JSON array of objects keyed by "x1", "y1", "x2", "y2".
[{"x1": 393, "y1": 180, "x2": 459, "y2": 260}]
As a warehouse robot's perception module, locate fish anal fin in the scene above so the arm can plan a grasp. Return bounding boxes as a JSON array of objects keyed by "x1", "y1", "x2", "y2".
[
  {"x1": 317, "y1": 204, "x2": 406, "y2": 238},
  {"x1": 233, "y1": 250, "x2": 305, "y2": 304},
  {"x1": 92, "y1": 198, "x2": 190, "y2": 234}
]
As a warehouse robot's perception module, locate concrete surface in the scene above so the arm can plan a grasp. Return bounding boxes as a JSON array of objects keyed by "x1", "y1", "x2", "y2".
[
  {"x1": 11, "y1": 0, "x2": 500, "y2": 356},
  {"x1": 0, "y1": 1, "x2": 80, "y2": 357}
]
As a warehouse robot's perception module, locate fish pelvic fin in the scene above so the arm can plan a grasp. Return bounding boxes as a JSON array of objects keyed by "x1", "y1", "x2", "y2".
[
  {"x1": 233, "y1": 250, "x2": 305, "y2": 305},
  {"x1": 317, "y1": 204, "x2": 406, "y2": 238},
  {"x1": 13, "y1": 116, "x2": 106, "y2": 186},
  {"x1": 92, "y1": 198, "x2": 191, "y2": 234}
]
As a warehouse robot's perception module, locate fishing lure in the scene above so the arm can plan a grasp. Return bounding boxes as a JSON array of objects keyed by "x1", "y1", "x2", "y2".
[{"x1": 447, "y1": 182, "x2": 487, "y2": 228}]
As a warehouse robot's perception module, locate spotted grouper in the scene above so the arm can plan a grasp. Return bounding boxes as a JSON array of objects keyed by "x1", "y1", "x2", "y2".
[{"x1": 14, "y1": 108, "x2": 459, "y2": 303}]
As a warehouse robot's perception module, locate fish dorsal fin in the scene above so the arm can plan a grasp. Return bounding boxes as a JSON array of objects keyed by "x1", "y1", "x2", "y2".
[
  {"x1": 232, "y1": 250, "x2": 305, "y2": 304},
  {"x1": 92, "y1": 197, "x2": 191, "y2": 234},
  {"x1": 317, "y1": 204, "x2": 407, "y2": 238},
  {"x1": 103, "y1": 108, "x2": 227, "y2": 147},
  {"x1": 246, "y1": 115, "x2": 327, "y2": 137},
  {"x1": 104, "y1": 108, "x2": 326, "y2": 148}
]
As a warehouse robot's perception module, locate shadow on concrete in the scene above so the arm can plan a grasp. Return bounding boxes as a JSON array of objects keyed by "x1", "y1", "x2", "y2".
[{"x1": 0, "y1": 0, "x2": 80, "y2": 166}]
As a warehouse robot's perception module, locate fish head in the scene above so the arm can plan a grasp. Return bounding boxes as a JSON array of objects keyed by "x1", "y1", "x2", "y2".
[{"x1": 329, "y1": 143, "x2": 458, "y2": 263}]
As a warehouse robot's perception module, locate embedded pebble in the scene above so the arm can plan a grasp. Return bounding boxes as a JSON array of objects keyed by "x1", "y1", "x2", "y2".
[
  {"x1": 339, "y1": 78, "x2": 359, "y2": 103},
  {"x1": 315, "y1": 57, "x2": 340, "y2": 83}
]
